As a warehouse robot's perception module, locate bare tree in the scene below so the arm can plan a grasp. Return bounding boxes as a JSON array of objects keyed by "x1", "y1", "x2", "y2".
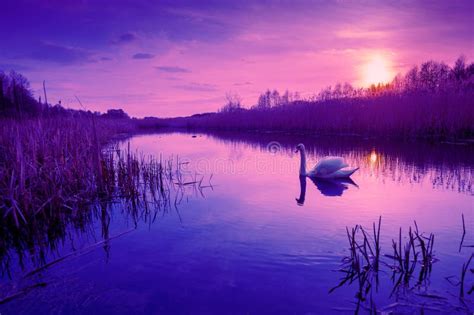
[{"x1": 220, "y1": 92, "x2": 242, "y2": 113}]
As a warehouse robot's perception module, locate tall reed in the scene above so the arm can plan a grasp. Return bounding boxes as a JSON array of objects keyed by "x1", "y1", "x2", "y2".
[
  {"x1": 159, "y1": 89, "x2": 474, "y2": 140},
  {"x1": 0, "y1": 117, "x2": 210, "y2": 279},
  {"x1": 0, "y1": 117, "x2": 204, "y2": 227}
]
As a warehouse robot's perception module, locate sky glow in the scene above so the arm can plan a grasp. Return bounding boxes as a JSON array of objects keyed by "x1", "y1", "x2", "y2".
[{"x1": 1, "y1": 0, "x2": 472, "y2": 117}]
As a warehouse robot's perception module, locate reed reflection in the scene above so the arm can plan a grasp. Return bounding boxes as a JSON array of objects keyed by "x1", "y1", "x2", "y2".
[
  {"x1": 0, "y1": 152, "x2": 211, "y2": 283},
  {"x1": 197, "y1": 130, "x2": 473, "y2": 194}
]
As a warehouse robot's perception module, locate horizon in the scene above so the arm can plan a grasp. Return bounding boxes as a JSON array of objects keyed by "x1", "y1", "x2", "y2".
[{"x1": 1, "y1": 0, "x2": 473, "y2": 118}]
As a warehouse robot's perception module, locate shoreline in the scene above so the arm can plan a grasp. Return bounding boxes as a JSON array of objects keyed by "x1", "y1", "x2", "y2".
[{"x1": 149, "y1": 125, "x2": 474, "y2": 146}]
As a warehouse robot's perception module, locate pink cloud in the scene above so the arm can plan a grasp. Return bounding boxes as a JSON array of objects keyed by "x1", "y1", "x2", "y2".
[{"x1": 18, "y1": 1, "x2": 473, "y2": 117}]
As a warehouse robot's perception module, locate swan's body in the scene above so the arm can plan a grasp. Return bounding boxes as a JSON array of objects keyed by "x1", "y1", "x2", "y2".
[{"x1": 295, "y1": 144, "x2": 358, "y2": 178}]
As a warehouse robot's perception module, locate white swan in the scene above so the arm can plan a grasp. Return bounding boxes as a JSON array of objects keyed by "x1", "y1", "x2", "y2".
[{"x1": 295, "y1": 143, "x2": 359, "y2": 178}]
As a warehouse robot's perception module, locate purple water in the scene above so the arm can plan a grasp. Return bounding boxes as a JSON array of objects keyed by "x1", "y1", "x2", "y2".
[{"x1": 1, "y1": 131, "x2": 473, "y2": 314}]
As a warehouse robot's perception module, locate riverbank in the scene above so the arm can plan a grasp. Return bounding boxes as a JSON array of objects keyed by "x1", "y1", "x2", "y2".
[
  {"x1": 153, "y1": 89, "x2": 474, "y2": 142},
  {"x1": 0, "y1": 116, "x2": 180, "y2": 228},
  {"x1": 152, "y1": 125, "x2": 474, "y2": 146}
]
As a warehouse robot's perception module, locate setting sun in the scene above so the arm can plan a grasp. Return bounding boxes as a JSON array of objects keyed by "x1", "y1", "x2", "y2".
[{"x1": 362, "y1": 54, "x2": 394, "y2": 86}]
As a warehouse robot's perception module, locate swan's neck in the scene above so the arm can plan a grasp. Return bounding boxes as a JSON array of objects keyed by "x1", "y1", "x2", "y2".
[{"x1": 299, "y1": 150, "x2": 307, "y2": 176}]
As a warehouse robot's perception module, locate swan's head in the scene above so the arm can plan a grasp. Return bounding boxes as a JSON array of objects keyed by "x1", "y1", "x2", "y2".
[{"x1": 295, "y1": 143, "x2": 305, "y2": 153}]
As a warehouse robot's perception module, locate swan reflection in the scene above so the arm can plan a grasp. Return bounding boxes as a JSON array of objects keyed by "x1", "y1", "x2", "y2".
[
  {"x1": 296, "y1": 175, "x2": 358, "y2": 205},
  {"x1": 296, "y1": 175, "x2": 307, "y2": 205}
]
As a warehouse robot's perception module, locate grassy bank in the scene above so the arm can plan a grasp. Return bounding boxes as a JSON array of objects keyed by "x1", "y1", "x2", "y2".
[
  {"x1": 157, "y1": 58, "x2": 474, "y2": 140},
  {"x1": 0, "y1": 118, "x2": 118, "y2": 225},
  {"x1": 0, "y1": 116, "x2": 183, "y2": 227},
  {"x1": 159, "y1": 90, "x2": 474, "y2": 140},
  {"x1": 0, "y1": 116, "x2": 213, "y2": 279}
]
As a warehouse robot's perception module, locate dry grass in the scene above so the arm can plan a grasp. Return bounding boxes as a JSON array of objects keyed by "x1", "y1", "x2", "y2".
[
  {"x1": 0, "y1": 116, "x2": 210, "y2": 224},
  {"x1": 160, "y1": 89, "x2": 474, "y2": 140},
  {"x1": 0, "y1": 117, "x2": 211, "y2": 279}
]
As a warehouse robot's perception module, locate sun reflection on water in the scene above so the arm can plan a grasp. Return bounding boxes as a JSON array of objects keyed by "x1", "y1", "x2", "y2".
[{"x1": 369, "y1": 151, "x2": 378, "y2": 164}]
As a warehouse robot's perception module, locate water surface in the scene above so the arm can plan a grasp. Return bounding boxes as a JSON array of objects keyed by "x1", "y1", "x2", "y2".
[{"x1": 1, "y1": 131, "x2": 473, "y2": 314}]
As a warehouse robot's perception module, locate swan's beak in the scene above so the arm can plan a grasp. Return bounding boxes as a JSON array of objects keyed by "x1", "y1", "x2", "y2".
[{"x1": 294, "y1": 148, "x2": 298, "y2": 153}]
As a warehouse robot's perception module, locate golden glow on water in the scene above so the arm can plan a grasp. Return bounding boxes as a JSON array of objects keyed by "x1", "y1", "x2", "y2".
[{"x1": 369, "y1": 151, "x2": 378, "y2": 164}]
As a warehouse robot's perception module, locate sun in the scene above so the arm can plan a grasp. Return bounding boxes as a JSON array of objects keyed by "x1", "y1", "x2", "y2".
[{"x1": 361, "y1": 54, "x2": 394, "y2": 86}]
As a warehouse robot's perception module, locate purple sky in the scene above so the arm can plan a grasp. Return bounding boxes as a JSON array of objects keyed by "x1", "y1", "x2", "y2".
[{"x1": 1, "y1": 0, "x2": 473, "y2": 117}]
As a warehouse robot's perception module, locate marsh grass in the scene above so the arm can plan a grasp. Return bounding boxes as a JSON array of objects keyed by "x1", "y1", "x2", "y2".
[
  {"x1": 331, "y1": 218, "x2": 439, "y2": 312},
  {"x1": 158, "y1": 58, "x2": 474, "y2": 140},
  {"x1": 160, "y1": 90, "x2": 474, "y2": 140},
  {"x1": 386, "y1": 222, "x2": 436, "y2": 299},
  {"x1": 0, "y1": 118, "x2": 101, "y2": 226},
  {"x1": 0, "y1": 117, "x2": 211, "y2": 280},
  {"x1": 333, "y1": 215, "x2": 474, "y2": 313},
  {"x1": 0, "y1": 118, "x2": 207, "y2": 225},
  {"x1": 460, "y1": 254, "x2": 473, "y2": 298},
  {"x1": 453, "y1": 214, "x2": 474, "y2": 299},
  {"x1": 330, "y1": 217, "x2": 382, "y2": 313}
]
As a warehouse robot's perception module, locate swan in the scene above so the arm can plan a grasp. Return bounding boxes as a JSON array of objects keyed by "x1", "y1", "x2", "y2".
[{"x1": 295, "y1": 143, "x2": 359, "y2": 178}]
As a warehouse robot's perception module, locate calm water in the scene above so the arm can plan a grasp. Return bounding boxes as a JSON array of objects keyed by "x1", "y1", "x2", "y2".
[{"x1": 1, "y1": 131, "x2": 473, "y2": 314}]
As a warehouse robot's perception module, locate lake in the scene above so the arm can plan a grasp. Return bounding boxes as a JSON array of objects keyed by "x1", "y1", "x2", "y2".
[{"x1": 1, "y1": 131, "x2": 473, "y2": 314}]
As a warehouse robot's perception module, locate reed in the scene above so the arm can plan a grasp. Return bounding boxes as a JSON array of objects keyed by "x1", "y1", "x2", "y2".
[
  {"x1": 159, "y1": 89, "x2": 474, "y2": 140},
  {"x1": 158, "y1": 58, "x2": 474, "y2": 140},
  {"x1": 0, "y1": 117, "x2": 208, "y2": 227},
  {"x1": 388, "y1": 227, "x2": 418, "y2": 283},
  {"x1": 0, "y1": 117, "x2": 211, "y2": 280},
  {"x1": 332, "y1": 217, "x2": 445, "y2": 312},
  {"x1": 459, "y1": 213, "x2": 466, "y2": 252},
  {"x1": 330, "y1": 217, "x2": 382, "y2": 307},
  {"x1": 413, "y1": 221, "x2": 435, "y2": 281},
  {"x1": 460, "y1": 254, "x2": 473, "y2": 298}
]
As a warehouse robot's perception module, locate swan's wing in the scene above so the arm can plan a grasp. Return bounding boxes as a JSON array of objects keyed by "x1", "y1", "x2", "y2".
[
  {"x1": 327, "y1": 167, "x2": 359, "y2": 178},
  {"x1": 312, "y1": 156, "x2": 348, "y2": 176}
]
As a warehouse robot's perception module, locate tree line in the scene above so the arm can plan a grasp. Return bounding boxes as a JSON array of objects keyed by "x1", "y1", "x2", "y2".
[
  {"x1": 219, "y1": 56, "x2": 474, "y2": 112},
  {"x1": 0, "y1": 70, "x2": 130, "y2": 120}
]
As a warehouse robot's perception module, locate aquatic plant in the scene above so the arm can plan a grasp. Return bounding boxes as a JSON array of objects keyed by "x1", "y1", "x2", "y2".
[
  {"x1": 330, "y1": 217, "x2": 382, "y2": 313},
  {"x1": 0, "y1": 116, "x2": 209, "y2": 251},
  {"x1": 331, "y1": 217, "x2": 443, "y2": 312},
  {"x1": 332, "y1": 215, "x2": 474, "y2": 313},
  {"x1": 388, "y1": 227, "x2": 418, "y2": 288},
  {"x1": 460, "y1": 254, "x2": 473, "y2": 298},
  {"x1": 0, "y1": 117, "x2": 212, "y2": 285},
  {"x1": 450, "y1": 214, "x2": 474, "y2": 299}
]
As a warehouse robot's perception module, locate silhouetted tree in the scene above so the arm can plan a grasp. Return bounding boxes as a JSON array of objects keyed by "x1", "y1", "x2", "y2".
[
  {"x1": 452, "y1": 56, "x2": 466, "y2": 81},
  {"x1": 102, "y1": 109, "x2": 130, "y2": 119},
  {"x1": 0, "y1": 70, "x2": 40, "y2": 117},
  {"x1": 256, "y1": 90, "x2": 271, "y2": 109},
  {"x1": 220, "y1": 93, "x2": 243, "y2": 113},
  {"x1": 418, "y1": 61, "x2": 449, "y2": 91},
  {"x1": 281, "y1": 90, "x2": 290, "y2": 105}
]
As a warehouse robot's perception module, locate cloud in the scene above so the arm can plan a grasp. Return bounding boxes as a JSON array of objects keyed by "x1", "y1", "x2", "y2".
[
  {"x1": 132, "y1": 53, "x2": 155, "y2": 59},
  {"x1": 117, "y1": 32, "x2": 137, "y2": 43},
  {"x1": 0, "y1": 63, "x2": 31, "y2": 72},
  {"x1": 100, "y1": 57, "x2": 112, "y2": 61},
  {"x1": 233, "y1": 81, "x2": 252, "y2": 86},
  {"x1": 335, "y1": 29, "x2": 387, "y2": 40},
  {"x1": 29, "y1": 42, "x2": 93, "y2": 65},
  {"x1": 173, "y1": 82, "x2": 217, "y2": 92},
  {"x1": 155, "y1": 66, "x2": 190, "y2": 73}
]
